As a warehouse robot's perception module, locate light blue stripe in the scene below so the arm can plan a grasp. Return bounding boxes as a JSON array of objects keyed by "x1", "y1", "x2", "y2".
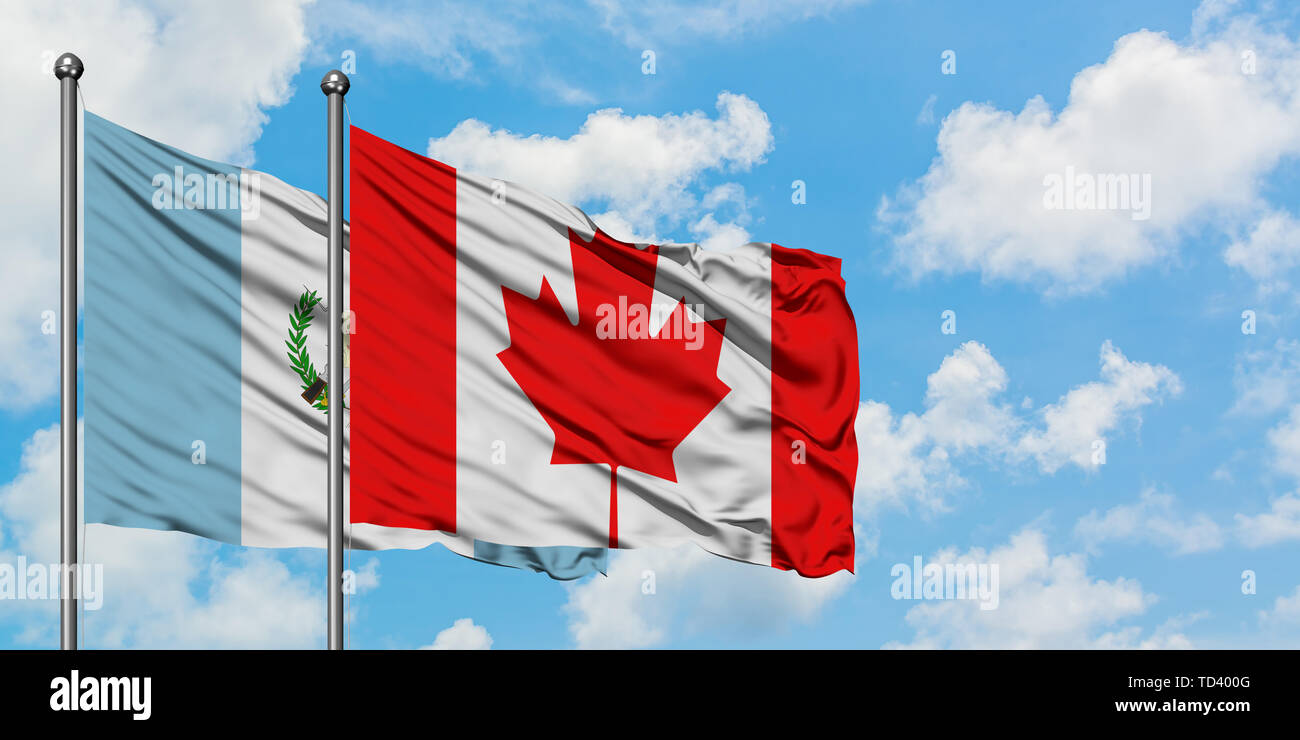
[
  {"x1": 84, "y1": 112, "x2": 243, "y2": 544},
  {"x1": 472, "y1": 540, "x2": 607, "y2": 580}
]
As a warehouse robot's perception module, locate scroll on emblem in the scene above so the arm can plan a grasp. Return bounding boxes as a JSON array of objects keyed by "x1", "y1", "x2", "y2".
[{"x1": 297, "y1": 305, "x2": 353, "y2": 410}]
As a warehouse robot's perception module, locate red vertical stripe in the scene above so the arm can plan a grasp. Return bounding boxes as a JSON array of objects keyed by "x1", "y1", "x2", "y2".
[
  {"x1": 770, "y1": 245, "x2": 857, "y2": 576},
  {"x1": 350, "y1": 127, "x2": 457, "y2": 532}
]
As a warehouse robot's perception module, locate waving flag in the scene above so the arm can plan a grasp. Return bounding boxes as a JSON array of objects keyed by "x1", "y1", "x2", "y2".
[{"x1": 350, "y1": 127, "x2": 858, "y2": 577}]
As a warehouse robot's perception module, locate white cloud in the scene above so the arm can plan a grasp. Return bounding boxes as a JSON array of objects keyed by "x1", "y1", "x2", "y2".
[
  {"x1": 0, "y1": 425, "x2": 69, "y2": 564},
  {"x1": 856, "y1": 342, "x2": 1013, "y2": 515},
  {"x1": 886, "y1": 529, "x2": 1181, "y2": 649},
  {"x1": 421, "y1": 618, "x2": 493, "y2": 650},
  {"x1": 858, "y1": 341, "x2": 1180, "y2": 515},
  {"x1": 1229, "y1": 412, "x2": 1300, "y2": 546},
  {"x1": 854, "y1": 400, "x2": 957, "y2": 514},
  {"x1": 689, "y1": 213, "x2": 752, "y2": 252},
  {"x1": 689, "y1": 183, "x2": 755, "y2": 249},
  {"x1": 310, "y1": 2, "x2": 609, "y2": 106},
  {"x1": 563, "y1": 545, "x2": 853, "y2": 648},
  {"x1": 879, "y1": 13, "x2": 1300, "y2": 293},
  {"x1": 1235, "y1": 492, "x2": 1300, "y2": 547},
  {"x1": 1075, "y1": 488, "x2": 1224, "y2": 555},
  {"x1": 1016, "y1": 341, "x2": 1182, "y2": 473},
  {"x1": 1231, "y1": 339, "x2": 1300, "y2": 416},
  {"x1": 916, "y1": 93, "x2": 938, "y2": 126},
  {"x1": 1259, "y1": 585, "x2": 1300, "y2": 627},
  {"x1": 539, "y1": 75, "x2": 599, "y2": 107},
  {"x1": 350, "y1": 557, "x2": 381, "y2": 593},
  {"x1": 0, "y1": 1, "x2": 313, "y2": 409},
  {"x1": 311, "y1": 0, "x2": 529, "y2": 80},
  {"x1": 586, "y1": 211, "x2": 659, "y2": 245},
  {"x1": 427, "y1": 92, "x2": 773, "y2": 238},
  {"x1": 0, "y1": 423, "x2": 325, "y2": 648},
  {"x1": 920, "y1": 341, "x2": 1018, "y2": 452},
  {"x1": 1267, "y1": 405, "x2": 1300, "y2": 479},
  {"x1": 1224, "y1": 210, "x2": 1300, "y2": 296},
  {"x1": 1092, "y1": 612, "x2": 1202, "y2": 650},
  {"x1": 589, "y1": 0, "x2": 869, "y2": 46},
  {"x1": 98, "y1": 547, "x2": 324, "y2": 649}
]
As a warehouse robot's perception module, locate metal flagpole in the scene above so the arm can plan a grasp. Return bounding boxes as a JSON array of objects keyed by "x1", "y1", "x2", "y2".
[
  {"x1": 321, "y1": 69, "x2": 350, "y2": 650},
  {"x1": 54, "y1": 52, "x2": 83, "y2": 652}
]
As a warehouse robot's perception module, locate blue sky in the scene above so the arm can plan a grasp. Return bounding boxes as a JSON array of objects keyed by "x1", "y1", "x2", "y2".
[{"x1": 3, "y1": 0, "x2": 1300, "y2": 648}]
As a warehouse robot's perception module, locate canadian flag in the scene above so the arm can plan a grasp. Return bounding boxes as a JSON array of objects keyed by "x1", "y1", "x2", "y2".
[{"x1": 349, "y1": 127, "x2": 858, "y2": 577}]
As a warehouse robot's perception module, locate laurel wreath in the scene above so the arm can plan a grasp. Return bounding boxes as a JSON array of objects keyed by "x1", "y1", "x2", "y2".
[{"x1": 286, "y1": 289, "x2": 328, "y2": 412}]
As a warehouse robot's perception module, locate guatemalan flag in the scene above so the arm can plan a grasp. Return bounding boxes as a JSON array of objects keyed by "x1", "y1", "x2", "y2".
[{"x1": 83, "y1": 113, "x2": 858, "y2": 579}]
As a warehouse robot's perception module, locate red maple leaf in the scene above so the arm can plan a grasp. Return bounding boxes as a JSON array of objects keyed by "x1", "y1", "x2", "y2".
[{"x1": 498, "y1": 228, "x2": 731, "y2": 548}]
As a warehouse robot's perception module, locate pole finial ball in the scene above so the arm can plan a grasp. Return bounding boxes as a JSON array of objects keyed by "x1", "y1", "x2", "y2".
[
  {"x1": 320, "y1": 70, "x2": 350, "y2": 97},
  {"x1": 53, "y1": 53, "x2": 84, "y2": 80}
]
